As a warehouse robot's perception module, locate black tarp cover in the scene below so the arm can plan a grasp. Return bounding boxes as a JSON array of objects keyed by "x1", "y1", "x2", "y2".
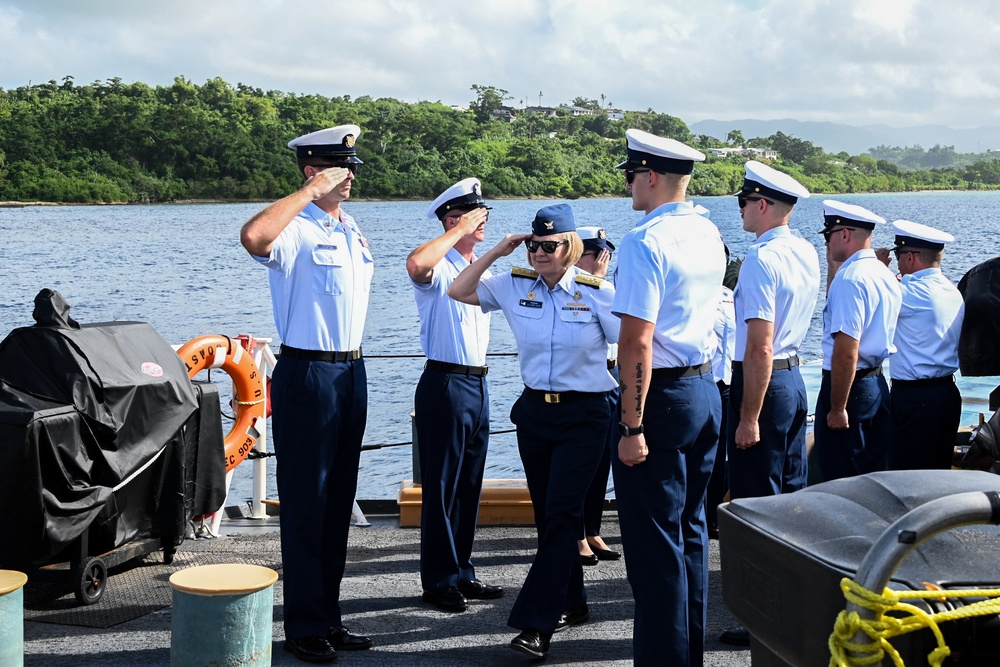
[
  {"x1": 958, "y1": 255, "x2": 1000, "y2": 377},
  {"x1": 0, "y1": 291, "x2": 198, "y2": 569}
]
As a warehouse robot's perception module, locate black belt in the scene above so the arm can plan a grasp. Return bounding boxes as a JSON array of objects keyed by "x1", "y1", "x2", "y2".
[
  {"x1": 425, "y1": 360, "x2": 489, "y2": 377},
  {"x1": 607, "y1": 359, "x2": 618, "y2": 370},
  {"x1": 280, "y1": 345, "x2": 362, "y2": 362},
  {"x1": 822, "y1": 366, "x2": 883, "y2": 381},
  {"x1": 523, "y1": 386, "x2": 607, "y2": 405},
  {"x1": 732, "y1": 356, "x2": 800, "y2": 372},
  {"x1": 892, "y1": 374, "x2": 955, "y2": 388},
  {"x1": 651, "y1": 361, "x2": 712, "y2": 380}
]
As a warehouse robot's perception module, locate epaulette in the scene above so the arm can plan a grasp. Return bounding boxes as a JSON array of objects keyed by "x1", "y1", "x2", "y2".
[
  {"x1": 512, "y1": 267, "x2": 539, "y2": 279},
  {"x1": 575, "y1": 274, "x2": 605, "y2": 288}
]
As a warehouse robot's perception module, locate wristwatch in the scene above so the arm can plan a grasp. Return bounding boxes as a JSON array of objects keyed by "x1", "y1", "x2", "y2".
[{"x1": 618, "y1": 422, "x2": 644, "y2": 437}]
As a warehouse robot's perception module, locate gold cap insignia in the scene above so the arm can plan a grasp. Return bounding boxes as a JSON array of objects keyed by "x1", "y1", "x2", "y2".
[
  {"x1": 473, "y1": 182, "x2": 481, "y2": 195},
  {"x1": 344, "y1": 134, "x2": 356, "y2": 148},
  {"x1": 598, "y1": 229, "x2": 606, "y2": 239},
  {"x1": 544, "y1": 220, "x2": 554, "y2": 230}
]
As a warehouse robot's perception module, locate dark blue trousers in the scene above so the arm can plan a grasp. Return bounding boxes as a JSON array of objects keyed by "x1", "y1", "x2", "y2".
[
  {"x1": 507, "y1": 390, "x2": 610, "y2": 634},
  {"x1": 726, "y1": 365, "x2": 809, "y2": 499},
  {"x1": 613, "y1": 372, "x2": 721, "y2": 667},
  {"x1": 414, "y1": 369, "x2": 490, "y2": 591},
  {"x1": 813, "y1": 372, "x2": 890, "y2": 481},
  {"x1": 271, "y1": 355, "x2": 367, "y2": 639},
  {"x1": 888, "y1": 379, "x2": 961, "y2": 470},
  {"x1": 583, "y1": 373, "x2": 618, "y2": 538},
  {"x1": 705, "y1": 382, "x2": 729, "y2": 530}
]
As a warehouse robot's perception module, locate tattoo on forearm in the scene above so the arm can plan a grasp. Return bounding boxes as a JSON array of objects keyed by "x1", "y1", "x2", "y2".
[{"x1": 634, "y1": 363, "x2": 644, "y2": 418}]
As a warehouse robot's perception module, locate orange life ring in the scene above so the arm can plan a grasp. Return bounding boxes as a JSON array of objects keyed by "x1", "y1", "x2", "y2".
[{"x1": 177, "y1": 334, "x2": 266, "y2": 472}]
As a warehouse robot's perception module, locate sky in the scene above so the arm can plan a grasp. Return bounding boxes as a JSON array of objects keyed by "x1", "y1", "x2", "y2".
[{"x1": 2, "y1": 0, "x2": 1000, "y2": 129}]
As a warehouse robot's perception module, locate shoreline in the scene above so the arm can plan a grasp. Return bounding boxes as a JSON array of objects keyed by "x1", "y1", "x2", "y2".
[{"x1": 0, "y1": 189, "x2": 987, "y2": 208}]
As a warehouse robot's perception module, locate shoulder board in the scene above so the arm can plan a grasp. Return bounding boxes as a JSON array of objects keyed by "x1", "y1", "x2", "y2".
[
  {"x1": 511, "y1": 267, "x2": 539, "y2": 279},
  {"x1": 575, "y1": 274, "x2": 605, "y2": 288}
]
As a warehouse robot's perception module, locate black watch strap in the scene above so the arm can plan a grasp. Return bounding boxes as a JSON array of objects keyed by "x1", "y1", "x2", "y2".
[{"x1": 618, "y1": 422, "x2": 644, "y2": 437}]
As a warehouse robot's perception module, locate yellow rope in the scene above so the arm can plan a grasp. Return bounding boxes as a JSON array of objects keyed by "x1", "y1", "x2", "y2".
[{"x1": 829, "y1": 577, "x2": 1000, "y2": 667}]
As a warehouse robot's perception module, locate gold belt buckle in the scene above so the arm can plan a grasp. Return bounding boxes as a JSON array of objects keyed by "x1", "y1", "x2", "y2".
[{"x1": 544, "y1": 392, "x2": 561, "y2": 404}]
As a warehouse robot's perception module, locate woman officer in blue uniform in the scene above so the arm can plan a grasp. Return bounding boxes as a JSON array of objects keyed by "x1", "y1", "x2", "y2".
[{"x1": 449, "y1": 203, "x2": 620, "y2": 659}]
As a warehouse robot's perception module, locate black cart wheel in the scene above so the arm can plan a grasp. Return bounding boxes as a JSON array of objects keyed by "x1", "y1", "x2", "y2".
[{"x1": 74, "y1": 557, "x2": 107, "y2": 605}]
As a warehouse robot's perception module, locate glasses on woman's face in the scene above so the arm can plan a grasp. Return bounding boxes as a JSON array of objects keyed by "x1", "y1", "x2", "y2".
[
  {"x1": 525, "y1": 239, "x2": 568, "y2": 254},
  {"x1": 624, "y1": 169, "x2": 651, "y2": 185}
]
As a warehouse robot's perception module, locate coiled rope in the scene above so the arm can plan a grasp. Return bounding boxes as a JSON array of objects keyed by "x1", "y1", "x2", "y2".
[{"x1": 829, "y1": 577, "x2": 1000, "y2": 667}]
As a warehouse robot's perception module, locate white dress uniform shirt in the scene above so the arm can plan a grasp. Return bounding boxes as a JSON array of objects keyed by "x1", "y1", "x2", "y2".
[
  {"x1": 734, "y1": 226, "x2": 820, "y2": 362},
  {"x1": 477, "y1": 266, "x2": 619, "y2": 392},
  {"x1": 612, "y1": 201, "x2": 726, "y2": 368},
  {"x1": 889, "y1": 267, "x2": 964, "y2": 381},
  {"x1": 821, "y1": 248, "x2": 902, "y2": 371},
  {"x1": 253, "y1": 202, "x2": 374, "y2": 351},
  {"x1": 412, "y1": 248, "x2": 491, "y2": 366},
  {"x1": 712, "y1": 286, "x2": 736, "y2": 385}
]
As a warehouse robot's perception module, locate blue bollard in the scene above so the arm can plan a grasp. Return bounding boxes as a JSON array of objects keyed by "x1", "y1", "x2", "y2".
[
  {"x1": 0, "y1": 570, "x2": 28, "y2": 667},
  {"x1": 170, "y1": 564, "x2": 278, "y2": 667}
]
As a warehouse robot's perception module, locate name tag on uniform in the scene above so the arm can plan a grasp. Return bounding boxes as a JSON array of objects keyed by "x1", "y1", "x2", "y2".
[{"x1": 519, "y1": 299, "x2": 543, "y2": 309}]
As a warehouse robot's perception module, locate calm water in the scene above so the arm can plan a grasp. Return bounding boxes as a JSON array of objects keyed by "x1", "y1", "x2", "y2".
[{"x1": 2, "y1": 192, "x2": 998, "y2": 501}]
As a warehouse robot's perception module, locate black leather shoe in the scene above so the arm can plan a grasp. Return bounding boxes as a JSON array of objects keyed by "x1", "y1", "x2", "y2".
[
  {"x1": 421, "y1": 586, "x2": 467, "y2": 612},
  {"x1": 458, "y1": 578, "x2": 504, "y2": 599},
  {"x1": 327, "y1": 625, "x2": 373, "y2": 651},
  {"x1": 580, "y1": 552, "x2": 599, "y2": 566},
  {"x1": 590, "y1": 545, "x2": 621, "y2": 561},
  {"x1": 284, "y1": 636, "x2": 338, "y2": 663},
  {"x1": 553, "y1": 604, "x2": 590, "y2": 633},
  {"x1": 509, "y1": 628, "x2": 551, "y2": 658},
  {"x1": 720, "y1": 625, "x2": 751, "y2": 646}
]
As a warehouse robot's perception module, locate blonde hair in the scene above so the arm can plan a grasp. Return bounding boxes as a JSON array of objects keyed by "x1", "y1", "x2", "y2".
[{"x1": 526, "y1": 232, "x2": 583, "y2": 270}]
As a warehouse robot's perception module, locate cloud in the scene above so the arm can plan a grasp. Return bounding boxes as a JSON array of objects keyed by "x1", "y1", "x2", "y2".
[{"x1": 2, "y1": 0, "x2": 1000, "y2": 128}]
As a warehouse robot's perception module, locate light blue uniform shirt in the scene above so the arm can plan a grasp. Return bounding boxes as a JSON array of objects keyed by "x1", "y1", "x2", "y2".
[
  {"x1": 412, "y1": 248, "x2": 491, "y2": 366},
  {"x1": 612, "y1": 201, "x2": 726, "y2": 368},
  {"x1": 477, "y1": 266, "x2": 619, "y2": 392},
  {"x1": 252, "y1": 202, "x2": 374, "y2": 351},
  {"x1": 713, "y1": 286, "x2": 736, "y2": 385},
  {"x1": 821, "y1": 248, "x2": 902, "y2": 371},
  {"x1": 734, "y1": 226, "x2": 820, "y2": 362},
  {"x1": 889, "y1": 267, "x2": 964, "y2": 381}
]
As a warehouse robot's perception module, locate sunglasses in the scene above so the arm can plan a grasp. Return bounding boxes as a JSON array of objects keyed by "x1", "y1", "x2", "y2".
[
  {"x1": 737, "y1": 194, "x2": 775, "y2": 209},
  {"x1": 821, "y1": 226, "x2": 860, "y2": 242},
  {"x1": 525, "y1": 239, "x2": 568, "y2": 254},
  {"x1": 893, "y1": 249, "x2": 917, "y2": 258},
  {"x1": 318, "y1": 162, "x2": 359, "y2": 174},
  {"x1": 624, "y1": 169, "x2": 651, "y2": 185}
]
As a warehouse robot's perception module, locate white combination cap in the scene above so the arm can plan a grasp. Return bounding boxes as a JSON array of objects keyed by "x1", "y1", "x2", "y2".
[
  {"x1": 287, "y1": 125, "x2": 362, "y2": 163},
  {"x1": 821, "y1": 199, "x2": 886, "y2": 231},
  {"x1": 891, "y1": 219, "x2": 954, "y2": 251},
  {"x1": 616, "y1": 129, "x2": 705, "y2": 174},
  {"x1": 427, "y1": 177, "x2": 490, "y2": 220},
  {"x1": 737, "y1": 160, "x2": 809, "y2": 205}
]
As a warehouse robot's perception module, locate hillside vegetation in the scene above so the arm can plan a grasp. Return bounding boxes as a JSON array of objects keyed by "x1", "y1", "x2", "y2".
[{"x1": 2, "y1": 77, "x2": 999, "y2": 203}]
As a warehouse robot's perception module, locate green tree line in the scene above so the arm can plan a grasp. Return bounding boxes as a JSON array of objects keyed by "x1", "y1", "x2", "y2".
[{"x1": 2, "y1": 77, "x2": 1000, "y2": 204}]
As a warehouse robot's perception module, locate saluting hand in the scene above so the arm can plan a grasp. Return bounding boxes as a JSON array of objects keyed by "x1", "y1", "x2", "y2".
[
  {"x1": 303, "y1": 167, "x2": 351, "y2": 201},
  {"x1": 453, "y1": 208, "x2": 489, "y2": 237},
  {"x1": 592, "y1": 249, "x2": 611, "y2": 278},
  {"x1": 618, "y1": 434, "x2": 648, "y2": 466},
  {"x1": 493, "y1": 233, "x2": 532, "y2": 257},
  {"x1": 874, "y1": 247, "x2": 891, "y2": 267}
]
